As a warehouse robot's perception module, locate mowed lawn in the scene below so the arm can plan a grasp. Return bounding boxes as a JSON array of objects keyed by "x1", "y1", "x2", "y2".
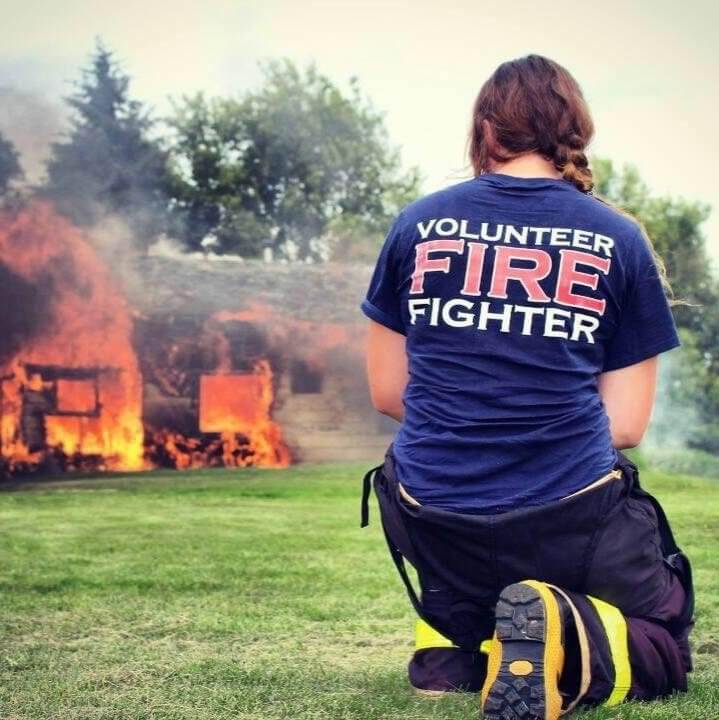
[{"x1": 1, "y1": 461, "x2": 718, "y2": 720}]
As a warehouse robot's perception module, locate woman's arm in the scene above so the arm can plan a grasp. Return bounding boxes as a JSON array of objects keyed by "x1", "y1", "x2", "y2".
[
  {"x1": 364, "y1": 318, "x2": 409, "y2": 423},
  {"x1": 597, "y1": 355, "x2": 659, "y2": 449}
]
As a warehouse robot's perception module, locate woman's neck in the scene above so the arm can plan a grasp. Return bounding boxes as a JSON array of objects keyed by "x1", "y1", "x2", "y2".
[{"x1": 490, "y1": 151, "x2": 562, "y2": 180}]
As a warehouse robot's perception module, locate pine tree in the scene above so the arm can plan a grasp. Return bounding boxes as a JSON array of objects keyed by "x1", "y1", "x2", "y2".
[{"x1": 44, "y1": 40, "x2": 169, "y2": 247}]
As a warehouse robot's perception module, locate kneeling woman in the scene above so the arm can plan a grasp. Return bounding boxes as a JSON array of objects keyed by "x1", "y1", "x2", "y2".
[{"x1": 360, "y1": 54, "x2": 694, "y2": 720}]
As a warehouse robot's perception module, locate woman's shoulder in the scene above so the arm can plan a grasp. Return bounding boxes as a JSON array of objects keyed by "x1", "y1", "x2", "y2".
[{"x1": 572, "y1": 191, "x2": 643, "y2": 242}]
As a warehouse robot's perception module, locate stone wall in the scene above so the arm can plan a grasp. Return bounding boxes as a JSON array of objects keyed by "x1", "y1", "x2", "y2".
[{"x1": 130, "y1": 256, "x2": 397, "y2": 465}]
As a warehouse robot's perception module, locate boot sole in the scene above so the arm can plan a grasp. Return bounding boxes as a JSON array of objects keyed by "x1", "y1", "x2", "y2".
[
  {"x1": 412, "y1": 687, "x2": 451, "y2": 698},
  {"x1": 481, "y1": 581, "x2": 564, "y2": 720}
]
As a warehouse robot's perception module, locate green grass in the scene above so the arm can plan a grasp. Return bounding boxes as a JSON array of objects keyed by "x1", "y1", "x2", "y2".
[
  {"x1": 0, "y1": 462, "x2": 717, "y2": 719},
  {"x1": 635, "y1": 445, "x2": 719, "y2": 481}
]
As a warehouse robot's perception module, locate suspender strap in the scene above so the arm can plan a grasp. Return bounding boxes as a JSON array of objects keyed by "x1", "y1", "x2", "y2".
[
  {"x1": 360, "y1": 460, "x2": 430, "y2": 624},
  {"x1": 360, "y1": 463, "x2": 383, "y2": 528},
  {"x1": 543, "y1": 583, "x2": 593, "y2": 714},
  {"x1": 380, "y1": 501, "x2": 426, "y2": 620}
]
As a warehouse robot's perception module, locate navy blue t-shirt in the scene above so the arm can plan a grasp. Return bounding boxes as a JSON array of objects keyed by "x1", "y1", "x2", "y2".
[{"x1": 360, "y1": 172, "x2": 681, "y2": 513}]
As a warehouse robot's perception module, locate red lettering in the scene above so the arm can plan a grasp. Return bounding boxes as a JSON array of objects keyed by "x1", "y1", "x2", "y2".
[
  {"x1": 555, "y1": 249, "x2": 611, "y2": 314},
  {"x1": 488, "y1": 247, "x2": 552, "y2": 301},
  {"x1": 410, "y1": 239, "x2": 465, "y2": 294},
  {"x1": 460, "y1": 242, "x2": 487, "y2": 295}
]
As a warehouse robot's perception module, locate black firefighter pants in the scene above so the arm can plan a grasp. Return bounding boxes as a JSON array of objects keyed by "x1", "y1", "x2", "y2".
[{"x1": 361, "y1": 443, "x2": 695, "y2": 708}]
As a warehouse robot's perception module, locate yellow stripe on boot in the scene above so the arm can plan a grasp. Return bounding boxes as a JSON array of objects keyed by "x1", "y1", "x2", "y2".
[
  {"x1": 416, "y1": 618, "x2": 494, "y2": 653},
  {"x1": 586, "y1": 595, "x2": 632, "y2": 706},
  {"x1": 413, "y1": 619, "x2": 459, "y2": 698},
  {"x1": 415, "y1": 618, "x2": 457, "y2": 651}
]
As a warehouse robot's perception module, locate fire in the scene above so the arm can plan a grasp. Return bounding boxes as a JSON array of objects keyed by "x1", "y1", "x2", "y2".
[
  {"x1": 0, "y1": 201, "x2": 359, "y2": 477},
  {"x1": 198, "y1": 360, "x2": 291, "y2": 467},
  {"x1": 0, "y1": 201, "x2": 145, "y2": 473}
]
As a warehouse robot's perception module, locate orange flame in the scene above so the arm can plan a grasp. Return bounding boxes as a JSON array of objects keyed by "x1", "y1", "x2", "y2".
[
  {"x1": 0, "y1": 201, "x2": 144, "y2": 472},
  {"x1": 199, "y1": 360, "x2": 291, "y2": 467},
  {"x1": 0, "y1": 202, "x2": 360, "y2": 475}
]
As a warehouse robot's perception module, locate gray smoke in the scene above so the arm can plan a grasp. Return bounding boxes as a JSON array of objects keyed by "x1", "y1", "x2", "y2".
[
  {"x1": 0, "y1": 263, "x2": 52, "y2": 364},
  {"x1": 0, "y1": 86, "x2": 65, "y2": 185}
]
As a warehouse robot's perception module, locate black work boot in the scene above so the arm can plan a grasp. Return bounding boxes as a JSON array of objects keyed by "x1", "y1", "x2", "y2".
[{"x1": 480, "y1": 580, "x2": 568, "y2": 720}]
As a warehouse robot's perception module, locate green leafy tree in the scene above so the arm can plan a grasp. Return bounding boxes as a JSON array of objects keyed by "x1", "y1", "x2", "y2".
[
  {"x1": 0, "y1": 131, "x2": 22, "y2": 195},
  {"x1": 592, "y1": 158, "x2": 714, "y2": 322},
  {"x1": 167, "y1": 60, "x2": 420, "y2": 259},
  {"x1": 43, "y1": 40, "x2": 169, "y2": 247},
  {"x1": 592, "y1": 157, "x2": 719, "y2": 452}
]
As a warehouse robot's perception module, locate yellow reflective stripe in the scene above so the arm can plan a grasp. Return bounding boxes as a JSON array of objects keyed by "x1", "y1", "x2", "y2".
[
  {"x1": 587, "y1": 595, "x2": 632, "y2": 706},
  {"x1": 415, "y1": 619, "x2": 493, "y2": 654},
  {"x1": 415, "y1": 618, "x2": 456, "y2": 650}
]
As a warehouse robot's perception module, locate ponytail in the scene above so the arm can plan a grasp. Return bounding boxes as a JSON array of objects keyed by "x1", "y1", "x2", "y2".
[{"x1": 553, "y1": 135, "x2": 593, "y2": 195}]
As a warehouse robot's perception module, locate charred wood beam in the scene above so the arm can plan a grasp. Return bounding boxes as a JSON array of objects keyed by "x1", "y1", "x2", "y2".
[{"x1": 22, "y1": 363, "x2": 116, "y2": 381}]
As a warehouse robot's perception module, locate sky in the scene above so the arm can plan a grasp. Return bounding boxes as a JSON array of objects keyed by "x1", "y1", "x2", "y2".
[{"x1": 1, "y1": 0, "x2": 717, "y2": 269}]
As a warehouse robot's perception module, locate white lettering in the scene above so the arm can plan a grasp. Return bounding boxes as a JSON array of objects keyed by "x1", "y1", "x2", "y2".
[
  {"x1": 436, "y1": 218, "x2": 459, "y2": 236},
  {"x1": 573, "y1": 229, "x2": 593, "y2": 251},
  {"x1": 571, "y1": 313, "x2": 600, "y2": 343},
  {"x1": 544, "y1": 307, "x2": 572, "y2": 338},
  {"x1": 459, "y1": 219, "x2": 479, "y2": 240},
  {"x1": 480, "y1": 222, "x2": 504, "y2": 242},
  {"x1": 550, "y1": 228, "x2": 572, "y2": 247},
  {"x1": 513, "y1": 304, "x2": 545, "y2": 335},
  {"x1": 505, "y1": 225, "x2": 529, "y2": 245},
  {"x1": 594, "y1": 233, "x2": 614, "y2": 257},
  {"x1": 408, "y1": 298, "x2": 431, "y2": 325},
  {"x1": 477, "y1": 302, "x2": 514, "y2": 333},
  {"x1": 442, "y1": 299, "x2": 476, "y2": 327}
]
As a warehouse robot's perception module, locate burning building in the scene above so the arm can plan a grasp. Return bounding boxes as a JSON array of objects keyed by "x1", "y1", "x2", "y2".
[{"x1": 0, "y1": 201, "x2": 395, "y2": 477}]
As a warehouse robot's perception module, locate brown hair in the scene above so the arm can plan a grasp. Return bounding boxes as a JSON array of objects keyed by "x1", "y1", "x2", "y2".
[{"x1": 468, "y1": 54, "x2": 682, "y2": 305}]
